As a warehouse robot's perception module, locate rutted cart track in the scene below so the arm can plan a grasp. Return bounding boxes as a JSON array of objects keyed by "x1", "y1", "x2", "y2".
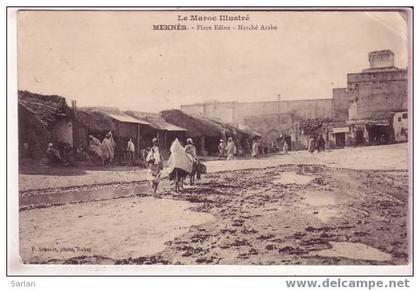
[{"x1": 20, "y1": 164, "x2": 409, "y2": 265}]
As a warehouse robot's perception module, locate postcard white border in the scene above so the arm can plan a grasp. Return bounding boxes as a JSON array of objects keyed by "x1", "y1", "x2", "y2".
[{"x1": 6, "y1": 6, "x2": 414, "y2": 277}]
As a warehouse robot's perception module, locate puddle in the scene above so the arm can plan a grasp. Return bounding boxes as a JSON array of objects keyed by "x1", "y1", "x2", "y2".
[
  {"x1": 299, "y1": 165, "x2": 325, "y2": 174},
  {"x1": 300, "y1": 207, "x2": 339, "y2": 223},
  {"x1": 20, "y1": 197, "x2": 215, "y2": 262},
  {"x1": 302, "y1": 191, "x2": 338, "y2": 206},
  {"x1": 272, "y1": 172, "x2": 316, "y2": 185},
  {"x1": 311, "y1": 242, "x2": 392, "y2": 261},
  {"x1": 20, "y1": 183, "x2": 151, "y2": 209},
  {"x1": 297, "y1": 191, "x2": 350, "y2": 222}
]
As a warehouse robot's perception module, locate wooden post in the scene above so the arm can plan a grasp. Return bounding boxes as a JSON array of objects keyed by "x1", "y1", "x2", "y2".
[
  {"x1": 137, "y1": 124, "x2": 140, "y2": 159},
  {"x1": 163, "y1": 130, "x2": 168, "y2": 150},
  {"x1": 201, "y1": 136, "x2": 206, "y2": 156}
]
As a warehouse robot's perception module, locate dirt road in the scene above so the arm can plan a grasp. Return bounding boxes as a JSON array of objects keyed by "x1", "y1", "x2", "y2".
[
  {"x1": 18, "y1": 144, "x2": 410, "y2": 265},
  {"x1": 18, "y1": 143, "x2": 408, "y2": 191}
]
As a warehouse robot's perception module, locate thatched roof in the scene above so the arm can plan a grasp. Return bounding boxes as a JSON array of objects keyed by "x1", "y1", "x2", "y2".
[
  {"x1": 160, "y1": 110, "x2": 222, "y2": 138},
  {"x1": 76, "y1": 108, "x2": 116, "y2": 132},
  {"x1": 77, "y1": 107, "x2": 158, "y2": 132},
  {"x1": 18, "y1": 90, "x2": 73, "y2": 127},
  {"x1": 204, "y1": 117, "x2": 252, "y2": 137},
  {"x1": 237, "y1": 124, "x2": 262, "y2": 138},
  {"x1": 18, "y1": 103, "x2": 50, "y2": 137},
  {"x1": 125, "y1": 111, "x2": 187, "y2": 131},
  {"x1": 160, "y1": 110, "x2": 258, "y2": 143},
  {"x1": 299, "y1": 118, "x2": 334, "y2": 134}
]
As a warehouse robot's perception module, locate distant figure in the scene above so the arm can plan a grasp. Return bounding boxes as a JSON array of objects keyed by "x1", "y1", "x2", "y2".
[
  {"x1": 185, "y1": 138, "x2": 201, "y2": 183},
  {"x1": 218, "y1": 139, "x2": 225, "y2": 159},
  {"x1": 185, "y1": 138, "x2": 197, "y2": 160},
  {"x1": 146, "y1": 138, "x2": 162, "y2": 196},
  {"x1": 262, "y1": 142, "x2": 268, "y2": 154},
  {"x1": 142, "y1": 147, "x2": 151, "y2": 161},
  {"x1": 251, "y1": 140, "x2": 259, "y2": 158},
  {"x1": 226, "y1": 137, "x2": 237, "y2": 160},
  {"x1": 380, "y1": 134, "x2": 386, "y2": 145},
  {"x1": 308, "y1": 137, "x2": 315, "y2": 154},
  {"x1": 61, "y1": 142, "x2": 76, "y2": 166},
  {"x1": 101, "y1": 132, "x2": 116, "y2": 165},
  {"x1": 76, "y1": 146, "x2": 92, "y2": 162},
  {"x1": 22, "y1": 142, "x2": 31, "y2": 159},
  {"x1": 316, "y1": 135, "x2": 325, "y2": 152},
  {"x1": 46, "y1": 143, "x2": 62, "y2": 165},
  {"x1": 126, "y1": 138, "x2": 135, "y2": 166},
  {"x1": 283, "y1": 141, "x2": 289, "y2": 155},
  {"x1": 88, "y1": 135, "x2": 102, "y2": 160}
]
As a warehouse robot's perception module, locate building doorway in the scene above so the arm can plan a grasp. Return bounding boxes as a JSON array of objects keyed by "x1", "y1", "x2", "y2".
[
  {"x1": 334, "y1": 132, "x2": 346, "y2": 147},
  {"x1": 355, "y1": 130, "x2": 365, "y2": 145},
  {"x1": 366, "y1": 124, "x2": 391, "y2": 145}
]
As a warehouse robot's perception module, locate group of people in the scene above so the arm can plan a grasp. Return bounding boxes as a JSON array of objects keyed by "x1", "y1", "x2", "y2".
[
  {"x1": 88, "y1": 132, "x2": 117, "y2": 165},
  {"x1": 145, "y1": 138, "x2": 163, "y2": 195},
  {"x1": 43, "y1": 132, "x2": 327, "y2": 197},
  {"x1": 46, "y1": 142, "x2": 76, "y2": 166},
  {"x1": 218, "y1": 137, "x2": 237, "y2": 160},
  {"x1": 88, "y1": 133, "x2": 139, "y2": 166},
  {"x1": 146, "y1": 137, "x2": 205, "y2": 196},
  {"x1": 251, "y1": 139, "x2": 289, "y2": 158},
  {"x1": 308, "y1": 134, "x2": 325, "y2": 153}
]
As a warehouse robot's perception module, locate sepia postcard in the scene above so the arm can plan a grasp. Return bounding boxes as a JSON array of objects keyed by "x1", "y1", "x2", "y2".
[{"x1": 7, "y1": 7, "x2": 413, "y2": 276}]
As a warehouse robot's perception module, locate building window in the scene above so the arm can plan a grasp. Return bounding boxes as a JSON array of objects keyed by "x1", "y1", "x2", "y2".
[
  {"x1": 402, "y1": 113, "x2": 408, "y2": 119},
  {"x1": 398, "y1": 117, "x2": 402, "y2": 122}
]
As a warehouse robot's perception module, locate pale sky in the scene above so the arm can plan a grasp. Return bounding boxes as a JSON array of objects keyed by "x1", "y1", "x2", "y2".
[{"x1": 17, "y1": 10, "x2": 409, "y2": 112}]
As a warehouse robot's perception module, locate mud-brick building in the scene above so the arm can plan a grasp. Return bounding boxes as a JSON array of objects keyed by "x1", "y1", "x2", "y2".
[
  {"x1": 181, "y1": 99, "x2": 333, "y2": 151},
  {"x1": 18, "y1": 90, "x2": 75, "y2": 159},
  {"x1": 74, "y1": 108, "x2": 160, "y2": 160},
  {"x1": 332, "y1": 88, "x2": 351, "y2": 121},
  {"x1": 347, "y1": 50, "x2": 408, "y2": 121},
  {"x1": 160, "y1": 109, "x2": 258, "y2": 156},
  {"x1": 181, "y1": 99, "x2": 333, "y2": 125},
  {"x1": 124, "y1": 111, "x2": 188, "y2": 159},
  {"x1": 328, "y1": 50, "x2": 408, "y2": 147}
]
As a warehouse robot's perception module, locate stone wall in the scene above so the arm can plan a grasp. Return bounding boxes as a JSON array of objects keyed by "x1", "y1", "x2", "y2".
[
  {"x1": 181, "y1": 99, "x2": 333, "y2": 151},
  {"x1": 332, "y1": 88, "x2": 350, "y2": 120},
  {"x1": 181, "y1": 98, "x2": 333, "y2": 125},
  {"x1": 347, "y1": 69, "x2": 408, "y2": 120}
]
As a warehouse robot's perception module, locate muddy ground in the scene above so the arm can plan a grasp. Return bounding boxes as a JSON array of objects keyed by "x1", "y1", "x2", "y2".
[
  {"x1": 19, "y1": 164, "x2": 409, "y2": 265},
  {"x1": 19, "y1": 143, "x2": 408, "y2": 191}
]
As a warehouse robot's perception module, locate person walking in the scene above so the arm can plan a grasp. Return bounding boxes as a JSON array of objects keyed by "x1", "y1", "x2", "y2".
[
  {"x1": 101, "y1": 131, "x2": 116, "y2": 165},
  {"x1": 185, "y1": 138, "x2": 201, "y2": 183},
  {"x1": 226, "y1": 137, "x2": 236, "y2": 160},
  {"x1": 146, "y1": 138, "x2": 162, "y2": 196},
  {"x1": 185, "y1": 138, "x2": 197, "y2": 160},
  {"x1": 88, "y1": 135, "x2": 102, "y2": 161},
  {"x1": 308, "y1": 137, "x2": 315, "y2": 154},
  {"x1": 283, "y1": 141, "x2": 289, "y2": 154},
  {"x1": 218, "y1": 139, "x2": 225, "y2": 159},
  {"x1": 126, "y1": 138, "x2": 135, "y2": 166},
  {"x1": 316, "y1": 134, "x2": 325, "y2": 153},
  {"x1": 251, "y1": 139, "x2": 259, "y2": 158}
]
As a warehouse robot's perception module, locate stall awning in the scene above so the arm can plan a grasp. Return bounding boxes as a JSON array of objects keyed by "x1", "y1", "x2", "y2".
[
  {"x1": 332, "y1": 127, "x2": 350, "y2": 134},
  {"x1": 366, "y1": 120, "x2": 390, "y2": 126}
]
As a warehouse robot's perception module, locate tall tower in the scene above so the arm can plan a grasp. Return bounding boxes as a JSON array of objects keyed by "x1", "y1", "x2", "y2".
[{"x1": 368, "y1": 50, "x2": 395, "y2": 69}]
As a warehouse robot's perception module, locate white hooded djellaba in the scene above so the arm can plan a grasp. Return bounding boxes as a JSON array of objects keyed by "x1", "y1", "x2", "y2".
[
  {"x1": 101, "y1": 132, "x2": 116, "y2": 161},
  {"x1": 168, "y1": 138, "x2": 193, "y2": 180}
]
